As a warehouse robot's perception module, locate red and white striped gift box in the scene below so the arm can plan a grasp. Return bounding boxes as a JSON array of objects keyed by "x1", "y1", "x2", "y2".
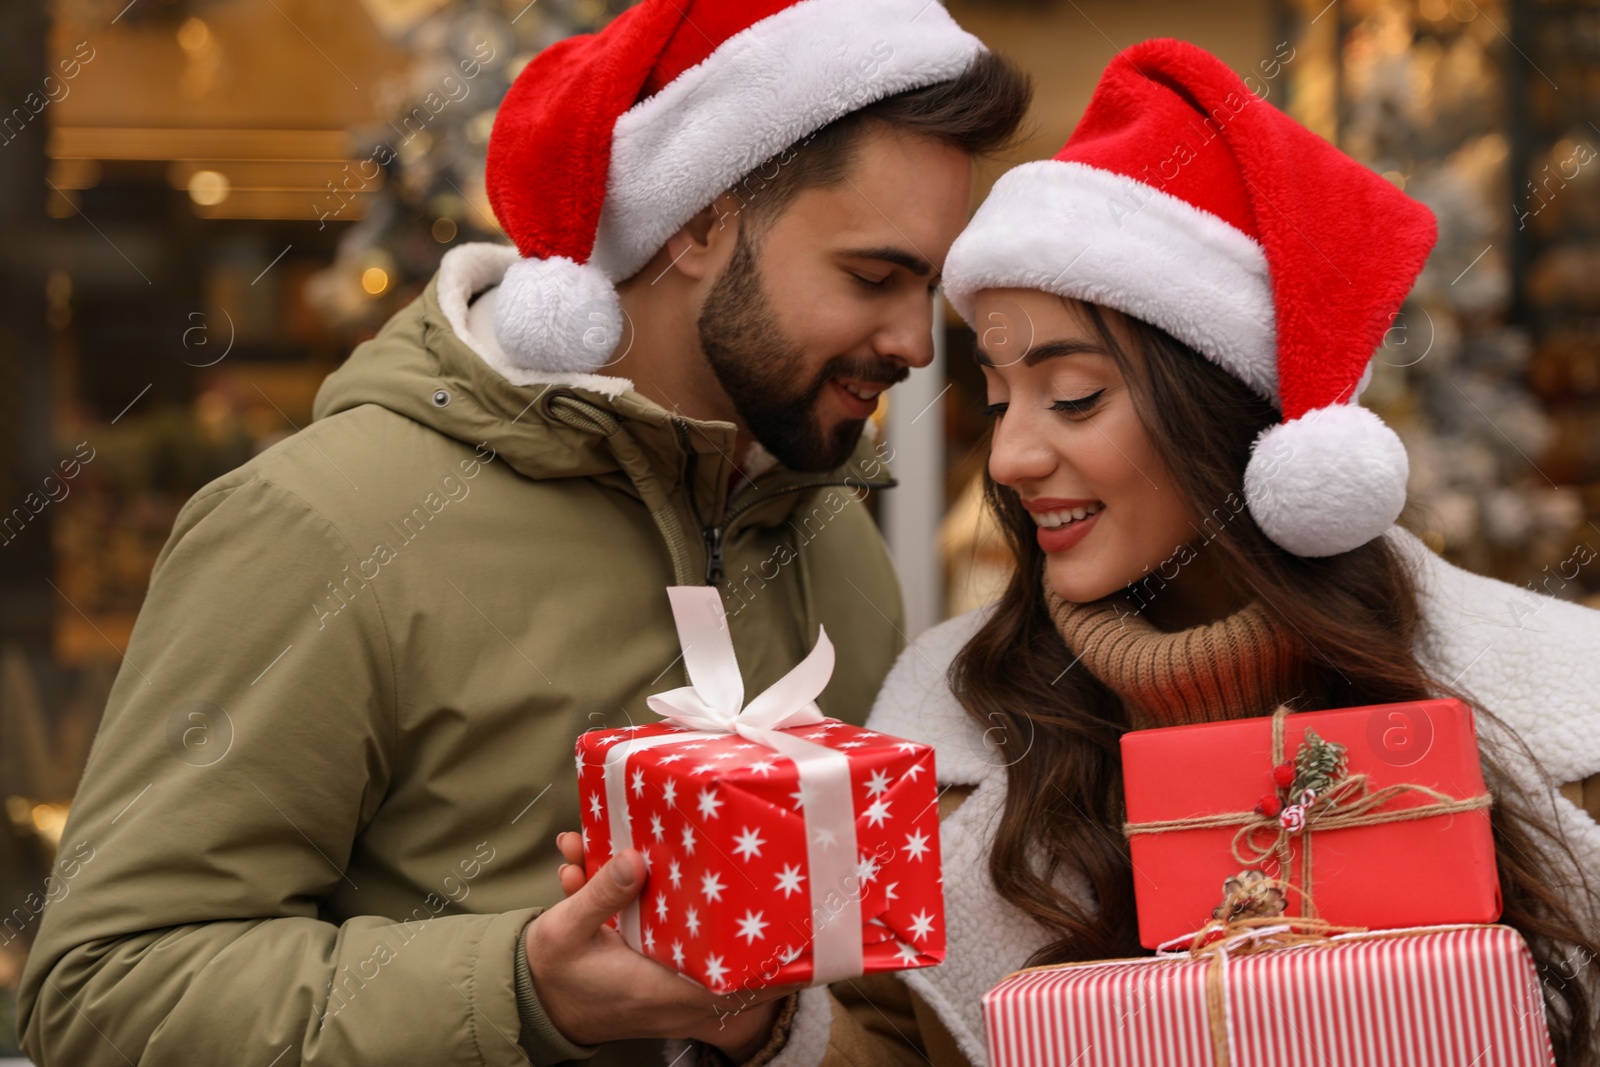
[{"x1": 983, "y1": 925, "x2": 1556, "y2": 1067}]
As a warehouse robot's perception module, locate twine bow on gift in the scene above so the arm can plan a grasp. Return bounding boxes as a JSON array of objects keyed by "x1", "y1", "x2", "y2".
[
  {"x1": 1123, "y1": 705, "x2": 1494, "y2": 920},
  {"x1": 1166, "y1": 876, "x2": 1364, "y2": 955},
  {"x1": 1155, "y1": 900, "x2": 1369, "y2": 1067},
  {"x1": 1002, "y1": 896, "x2": 1368, "y2": 1067},
  {"x1": 603, "y1": 586, "x2": 864, "y2": 986}
]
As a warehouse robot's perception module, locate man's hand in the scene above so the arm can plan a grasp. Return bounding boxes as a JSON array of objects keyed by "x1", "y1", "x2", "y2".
[{"x1": 526, "y1": 833, "x2": 797, "y2": 1061}]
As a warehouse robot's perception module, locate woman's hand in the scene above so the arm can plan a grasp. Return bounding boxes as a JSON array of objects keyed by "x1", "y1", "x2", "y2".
[{"x1": 526, "y1": 831, "x2": 796, "y2": 1062}]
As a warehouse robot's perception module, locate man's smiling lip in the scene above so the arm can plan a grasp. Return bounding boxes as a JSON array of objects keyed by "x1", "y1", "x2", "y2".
[
  {"x1": 831, "y1": 376, "x2": 888, "y2": 398},
  {"x1": 828, "y1": 378, "x2": 883, "y2": 418}
]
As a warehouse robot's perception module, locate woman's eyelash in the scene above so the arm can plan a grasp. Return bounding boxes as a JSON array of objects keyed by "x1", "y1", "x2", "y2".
[
  {"x1": 1052, "y1": 389, "x2": 1105, "y2": 414},
  {"x1": 979, "y1": 389, "x2": 1105, "y2": 420}
]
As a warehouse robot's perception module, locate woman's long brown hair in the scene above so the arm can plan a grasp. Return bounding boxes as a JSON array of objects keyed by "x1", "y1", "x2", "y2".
[{"x1": 949, "y1": 300, "x2": 1600, "y2": 1065}]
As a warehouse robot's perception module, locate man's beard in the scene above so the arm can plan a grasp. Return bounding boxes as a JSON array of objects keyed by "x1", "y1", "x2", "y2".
[{"x1": 697, "y1": 228, "x2": 907, "y2": 473}]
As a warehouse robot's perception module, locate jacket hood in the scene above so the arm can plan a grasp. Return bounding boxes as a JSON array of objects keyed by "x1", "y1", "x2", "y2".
[{"x1": 312, "y1": 242, "x2": 891, "y2": 497}]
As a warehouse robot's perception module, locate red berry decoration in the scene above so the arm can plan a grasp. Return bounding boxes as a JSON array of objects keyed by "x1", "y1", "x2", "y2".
[
  {"x1": 1273, "y1": 761, "x2": 1296, "y2": 789},
  {"x1": 1254, "y1": 793, "x2": 1282, "y2": 818}
]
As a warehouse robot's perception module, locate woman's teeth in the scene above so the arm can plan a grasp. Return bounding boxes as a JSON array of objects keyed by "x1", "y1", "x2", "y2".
[{"x1": 1031, "y1": 502, "x2": 1104, "y2": 529}]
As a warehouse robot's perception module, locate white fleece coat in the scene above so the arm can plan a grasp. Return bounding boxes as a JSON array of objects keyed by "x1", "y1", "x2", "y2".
[{"x1": 766, "y1": 527, "x2": 1600, "y2": 1067}]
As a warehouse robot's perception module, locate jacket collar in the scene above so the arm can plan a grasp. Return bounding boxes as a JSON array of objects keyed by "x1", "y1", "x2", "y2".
[
  {"x1": 315, "y1": 242, "x2": 895, "y2": 539},
  {"x1": 435, "y1": 242, "x2": 891, "y2": 518}
]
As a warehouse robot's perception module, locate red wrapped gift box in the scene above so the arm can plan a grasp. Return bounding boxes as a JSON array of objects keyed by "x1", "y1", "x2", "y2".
[
  {"x1": 576, "y1": 587, "x2": 944, "y2": 994},
  {"x1": 1121, "y1": 700, "x2": 1499, "y2": 949},
  {"x1": 983, "y1": 924, "x2": 1556, "y2": 1067},
  {"x1": 577, "y1": 719, "x2": 944, "y2": 993}
]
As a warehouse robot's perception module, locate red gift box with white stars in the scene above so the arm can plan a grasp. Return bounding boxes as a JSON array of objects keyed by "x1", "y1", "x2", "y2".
[{"x1": 575, "y1": 718, "x2": 945, "y2": 994}]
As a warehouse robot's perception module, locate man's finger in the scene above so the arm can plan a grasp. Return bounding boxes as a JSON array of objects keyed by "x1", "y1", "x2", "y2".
[
  {"x1": 553, "y1": 849, "x2": 646, "y2": 936},
  {"x1": 743, "y1": 983, "x2": 806, "y2": 1006},
  {"x1": 556, "y1": 831, "x2": 585, "y2": 865},
  {"x1": 712, "y1": 982, "x2": 801, "y2": 1017}
]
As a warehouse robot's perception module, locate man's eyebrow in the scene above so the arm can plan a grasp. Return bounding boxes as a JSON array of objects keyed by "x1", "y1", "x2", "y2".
[
  {"x1": 841, "y1": 246, "x2": 937, "y2": 280},
  {"x1": 973, "y1": 338, "x2": 1106, "y2": 368}
]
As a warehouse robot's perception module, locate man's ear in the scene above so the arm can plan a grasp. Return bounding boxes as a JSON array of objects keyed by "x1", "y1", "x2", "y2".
[{"x1": 661, "y1": 192, "x2": 745, "y2": 283}]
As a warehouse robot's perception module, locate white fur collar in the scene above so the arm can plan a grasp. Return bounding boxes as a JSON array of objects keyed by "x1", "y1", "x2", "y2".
[
  {"x1": 437, "y1": 243, "x2": 635, "y2": 400},
  {"x1": 437, "y1": 242, "x2": 794, "y2": 479}
]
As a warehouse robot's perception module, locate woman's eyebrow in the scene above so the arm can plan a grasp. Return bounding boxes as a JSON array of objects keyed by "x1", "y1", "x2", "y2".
[{"x1": 973, "y1": 338, "x2": 1106, "y2": 368}]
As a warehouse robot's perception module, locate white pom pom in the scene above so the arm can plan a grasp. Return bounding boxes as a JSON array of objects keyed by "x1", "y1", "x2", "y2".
[
  {"x1": 1243, "y1": 403, "x2": 1409, "y2": 557},
  {"x1": 491, "y1": 255, "x2": 623, "y2": 374}
]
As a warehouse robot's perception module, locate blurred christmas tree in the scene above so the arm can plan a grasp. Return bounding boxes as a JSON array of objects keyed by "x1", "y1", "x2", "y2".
[
  {"x1": 1286, "y1": 0, "x2": 1599, "y2": 603},
  {"x1": 305, "y1": 0, "x2": 630, "y2": 341}
]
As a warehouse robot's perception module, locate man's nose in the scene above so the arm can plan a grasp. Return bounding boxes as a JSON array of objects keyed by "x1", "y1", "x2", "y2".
[{"x1": 875, "y1": 294, "x2": 938, "y2": 372}]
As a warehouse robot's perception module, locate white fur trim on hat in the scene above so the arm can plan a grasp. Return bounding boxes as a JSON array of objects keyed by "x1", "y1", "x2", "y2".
[
  {"x1": 591, "y1": 0, "x2": 986, "y2": 282},
  {"x1": 492, "y1": 255, "x2": 625, "y2": 374},
  {"x1": 943, "y1": 160, "x2": 1279, "y2": 404},
  {"x1": 1243, "y1": 402, "x2": 1409, "y2": 557}
]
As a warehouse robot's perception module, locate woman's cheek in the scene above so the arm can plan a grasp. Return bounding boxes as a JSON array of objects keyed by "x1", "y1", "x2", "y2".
[
  {"x1": 1093, "y1": 415, "x2": 1188, "y2": 586},
  {"x1": 1107, "y1": 405, "x2": 1161, "y2": 487}
]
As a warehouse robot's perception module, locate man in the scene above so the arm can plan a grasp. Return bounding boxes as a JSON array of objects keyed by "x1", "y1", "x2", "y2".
[{"x1": 18, "y1": 1, "x2": 1029, "y2": 1064}]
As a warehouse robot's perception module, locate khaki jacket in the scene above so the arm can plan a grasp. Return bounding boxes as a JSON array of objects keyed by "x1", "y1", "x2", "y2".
[{"x1": 18, "y1": 244, "x2": 907, "y2": 1066}]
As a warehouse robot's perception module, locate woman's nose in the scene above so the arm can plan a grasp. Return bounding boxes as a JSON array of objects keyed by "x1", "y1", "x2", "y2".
[{"x1": 988, "y1": 406, "x2": 1057, "y2": 488}]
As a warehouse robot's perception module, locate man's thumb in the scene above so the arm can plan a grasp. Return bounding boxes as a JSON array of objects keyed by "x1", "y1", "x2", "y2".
[{"x1": 572, "y1": 850, "x2": 645, "y2": 927}]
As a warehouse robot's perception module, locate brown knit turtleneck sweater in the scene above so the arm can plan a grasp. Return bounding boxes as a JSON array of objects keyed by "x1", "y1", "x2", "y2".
[{"x1": 1040, "y1": 572, "x2": 1319, "y2": 731}]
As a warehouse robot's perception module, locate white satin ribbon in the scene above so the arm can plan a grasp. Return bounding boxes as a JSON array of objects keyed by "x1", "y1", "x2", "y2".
[{"x1": 602, "y1": 586, "x2": 863, "y2": 986}]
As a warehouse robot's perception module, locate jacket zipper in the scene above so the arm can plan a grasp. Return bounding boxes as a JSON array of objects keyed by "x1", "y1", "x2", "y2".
[{"x1": 672, "y1": 418, "x2": 895, "y2": 586}]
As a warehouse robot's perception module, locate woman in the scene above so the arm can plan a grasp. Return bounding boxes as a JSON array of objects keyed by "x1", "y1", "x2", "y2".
[{"x1": 563, "y1": 39, "x2": 1600, "y2": 1066}]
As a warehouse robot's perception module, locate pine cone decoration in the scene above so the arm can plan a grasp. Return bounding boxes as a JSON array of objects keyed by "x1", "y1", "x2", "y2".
[{"x1": 1212, "y1": 869, "x2": 1288, "y2": 922}]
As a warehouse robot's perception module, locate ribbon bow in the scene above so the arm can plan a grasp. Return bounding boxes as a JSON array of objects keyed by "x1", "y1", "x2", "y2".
[{"x1": 646, "y1": 586, "x2": 835, "y2": 738}]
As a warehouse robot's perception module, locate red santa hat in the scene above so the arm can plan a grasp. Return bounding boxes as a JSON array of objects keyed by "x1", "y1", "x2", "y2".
[
  {"x1": 942, "y1": 38, "x2": 1437, "y2": 559},
  {"x1": 485, "y1": 0, "x2": 985, "y2": 376}
]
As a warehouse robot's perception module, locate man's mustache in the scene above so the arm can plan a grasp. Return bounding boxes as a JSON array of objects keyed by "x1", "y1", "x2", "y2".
[{"x1": 812, "y1": 359, "x2": 910, "y2": 390}]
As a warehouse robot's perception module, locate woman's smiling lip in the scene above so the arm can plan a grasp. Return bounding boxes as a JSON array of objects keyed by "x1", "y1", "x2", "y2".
[
  {"x1": 1022, "y1": 496, "x2": 1106, "y2": 554},
  {"x1": 1021, "y1": 496, "x2": 1100, "y2": 512},
  {"x1": 1036, "y1": 507, "x2": 1101, "y2": 553}
]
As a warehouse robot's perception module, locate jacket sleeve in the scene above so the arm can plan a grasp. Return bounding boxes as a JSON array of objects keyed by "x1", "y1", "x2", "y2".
[
  {"x1": 514, "y1": 921, "x2": 599, "y2": 1062},
  {"x1": 16, "y1": 475, "x2": 579, "y2": 1066}
]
